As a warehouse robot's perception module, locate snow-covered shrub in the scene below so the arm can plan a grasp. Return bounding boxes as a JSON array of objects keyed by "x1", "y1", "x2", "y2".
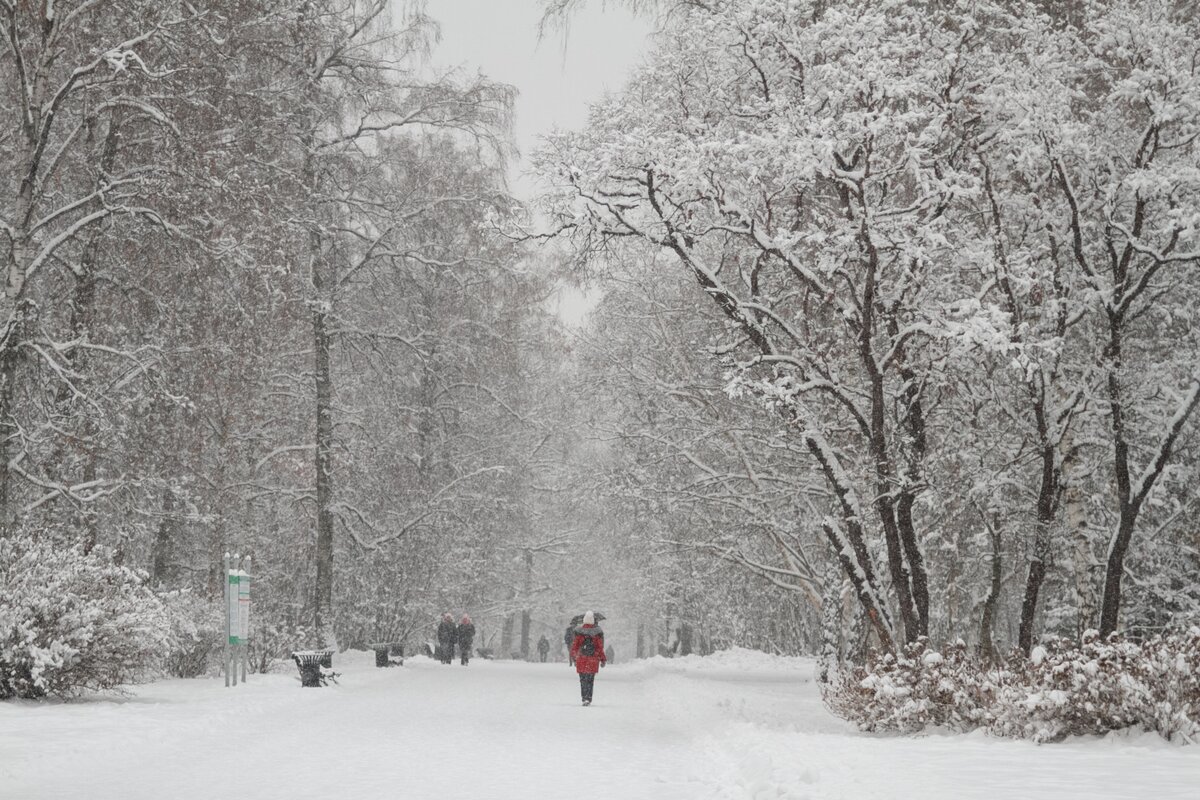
[
  {"x1": 0, "y1": 537, "x2": 171, "y2": 698},
  {"x1": 825, "y1": 638, "x2": 991, "y2": 733},
  {"x1": 1135, "y1": 629, "x2": 1200, "y2": 743},
  {"x1": 993, "y1": 630, "x2": 1200, "y2": 743},
  {"x1": 991, "y1": 633, "x2": 1142, "y2": 742},
  {"x1": 825, "y1": 631, "x2": 1200, "y2": 743},
  {"x1": 159, "y1": 590, "x2": 223, "y2": 678}
]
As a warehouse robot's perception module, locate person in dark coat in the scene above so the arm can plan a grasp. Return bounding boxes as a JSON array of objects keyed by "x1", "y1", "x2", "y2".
[
  {"x1": 564, "y1": 623, "x2": 576, "y2": 666},
  {"x1": 437, "y1": 613, "x2": 457, "y2": 665},
  {"x1": 457, "y1": 614, "x2": 476, "y2": 665},
  {"x1": 536, "y1": 634, "x2": 550, "y2": 662},
  {"x1": 569, "y1": 610, "x2": 607, "y2": 706}
]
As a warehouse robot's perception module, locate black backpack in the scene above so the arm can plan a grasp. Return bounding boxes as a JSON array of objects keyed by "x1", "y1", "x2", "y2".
[{"x1": 579, "y1": 633, "x2": 597, "y2": 657}]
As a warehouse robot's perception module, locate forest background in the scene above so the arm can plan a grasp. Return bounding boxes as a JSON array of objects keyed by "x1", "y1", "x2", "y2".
[{"x1": 1, "y1": 0, "x2": 1198, "y2": 708}]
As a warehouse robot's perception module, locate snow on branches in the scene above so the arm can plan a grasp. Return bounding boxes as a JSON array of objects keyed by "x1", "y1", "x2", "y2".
[{"x1": 537, "y1": 0, "x2": 1200, "y2": 649}]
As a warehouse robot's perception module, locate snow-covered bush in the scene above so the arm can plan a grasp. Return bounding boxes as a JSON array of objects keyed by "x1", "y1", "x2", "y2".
[
  {"x1": 826, "y1": 632, "x2": 1200, "y2": 743},
  {"x1": 0, "y1": 537, "x2": 172, "y2": 699},
  {"x1": 991, "y1": 633, "x2": 1141, "y2": 742},
  {"x1": 1135, "y1": 629, "x2": 1200, "y2": 743},
  {"x1": 825, "y1": 638, "x2": 992, "y2": 733},
  {"x1": 159, "y1": 590, "x2": 223, "y2": 678},
  {"x1": 993, "y1": 631, "x2": 1200, "y2": 743}
]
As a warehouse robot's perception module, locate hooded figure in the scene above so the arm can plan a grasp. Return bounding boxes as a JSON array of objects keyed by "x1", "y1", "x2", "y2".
[
  {"x1": 437, "y1": 613, "x2": 457, "y2": 665},
  {"x1": 536, "y1": 634, "x2": 550, "y2": 662},
  {"x1": 569, "y1": 610, "x2": 607, "y2": 706},
  {"x1": 457, "y1": 614, "x2": 476, "y2": 666}
]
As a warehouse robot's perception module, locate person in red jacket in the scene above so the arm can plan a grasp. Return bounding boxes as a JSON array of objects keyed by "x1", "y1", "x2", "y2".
[{"x1": 569, "y1": 610, "x2": 607, "y2": 706}]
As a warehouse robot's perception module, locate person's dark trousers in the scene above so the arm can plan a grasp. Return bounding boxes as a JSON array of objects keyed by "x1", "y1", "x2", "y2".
[
  {"x1": 539, "y1": 653, "x2": 547, "y2": 663},
  {"x1": 579, "y1": 673, "x2": 595, "y2": 702}
]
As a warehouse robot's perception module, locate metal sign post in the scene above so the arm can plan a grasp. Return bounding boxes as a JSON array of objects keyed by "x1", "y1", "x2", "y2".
[
  {"x1": 239, "y1": 557, "x2": 251, "y2": 682},
  {"x1": 224, "y1": 553, "x2": 231, "y2": 687},
  {"x1": 224, "y1": 553, "x2": 252, "y2": 687}
]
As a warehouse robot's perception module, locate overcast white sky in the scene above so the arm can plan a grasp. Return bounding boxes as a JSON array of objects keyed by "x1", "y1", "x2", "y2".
[{"x1": 419, "y1": 0, "x2": 651, "y2": 199}]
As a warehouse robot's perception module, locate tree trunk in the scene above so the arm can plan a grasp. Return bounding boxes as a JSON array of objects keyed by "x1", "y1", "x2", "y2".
[
  {"x1": 207, "y1": 438, "x2": 229, "y2": 599},
  {"x1": 309, "y1": 186, "x2": 337, "y2": 644},
  {"x1": 0, "y1": 341, "x2": 20, "y2": 538},
  {"x1": 1099, "y1": 512, "x2": 1135, "y2": 638},
  {"x1": 313, "y1": 296, "x2": 335, "y2": 644},
  {"x1": 847, "y1": 598, "x2": 868, "y2": 664},
  {"x1": 1099, "y1": 320, "x2": 1132, "y2": 639},
  {"x1": 519, "y1": 610, "x2": 531, "y2": 660},
  {"x1": 896, "y1": 492, "x2": 929, "y2": 637},
  {"x1": 151, "y1": 488, "x2": 176, "y2": 586},
  {"x1": 500, "y1": 612, "x2": 515, "y2": 658},
  {"x1": 1017, "y1": 535, "x2": 1048, "y2": 653},
  {"x1": 519, "y1": 548, "x2": 533, "y2": 658},
  {"x1": 820, "y1": 519, "x2": 895, "y2": 652},
  {"x1": 892, "y1": 340, "x2": 932, "y2": 638},
  {"x1": 818, "y1": 559, "x2": 842, "y2": 683},
  {"x1": 678, "y1": 623, "x2": 693, "y2": 657},
  {"x1": 860, "y1": 236, "x2": 918, "y2": 644},
  {"x1": 1018, "y1": 392, "x2": 1061, "y2": 653},
  {"x1": 0, "y1": 53, "x2": 45, "y2": 536},
  {"x1": 875, "y1": 490, "x2": 916, "y2": 642},
  {"x1": 1063, "y1": 440, "x2": 1096, "y2": 635},
  {"x1": 978, "y1": 514, "x2": 1003, "y2": 663}
]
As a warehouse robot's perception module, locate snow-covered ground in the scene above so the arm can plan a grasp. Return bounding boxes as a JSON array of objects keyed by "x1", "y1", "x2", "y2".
[{"x1": 2, "y1": 648, "x2": 1197, "y2": 799}]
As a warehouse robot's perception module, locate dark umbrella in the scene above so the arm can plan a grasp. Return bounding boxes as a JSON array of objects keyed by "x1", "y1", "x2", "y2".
[{"x1": 569, "y1": 612, "x2": 606, "y2": 625}]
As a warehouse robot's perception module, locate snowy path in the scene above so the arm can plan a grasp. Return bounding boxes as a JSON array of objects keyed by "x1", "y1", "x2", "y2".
[{"x1": 2, "y1": 650, "x2": 1198, "y2": 799}]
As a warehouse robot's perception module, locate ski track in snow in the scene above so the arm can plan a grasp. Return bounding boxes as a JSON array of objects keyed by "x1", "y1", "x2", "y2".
[{"x1": 1, "y1": 650, "x2": 1197, "y2": 800}]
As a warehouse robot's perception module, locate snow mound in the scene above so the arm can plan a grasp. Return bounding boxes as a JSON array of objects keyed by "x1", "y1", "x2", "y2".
[{"x1": 619, "y1": 647, "x2": 816, "y2": 678}]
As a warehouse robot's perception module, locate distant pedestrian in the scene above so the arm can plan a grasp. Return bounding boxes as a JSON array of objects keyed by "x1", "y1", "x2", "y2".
[
  {"x1": 569, "y1": 610, "x2": 607, "y2": 706},
  {"x1": 457, "y1": 614, "x2": 476, "y2": 665},
  {"x1": 605, "y1": 644, "x2": 614, "y2": 665},
  {"x1": 537, "y1": 634, "x2": 550, "y2": 663},
  {"x1": 437, "y1": 613, "x2": 457, "y2": 665}
]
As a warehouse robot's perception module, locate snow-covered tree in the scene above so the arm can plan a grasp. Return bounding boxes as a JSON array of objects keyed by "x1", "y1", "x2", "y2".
[{"x1": 537, "y1": 0, "x2": 1200, "y2": 652}]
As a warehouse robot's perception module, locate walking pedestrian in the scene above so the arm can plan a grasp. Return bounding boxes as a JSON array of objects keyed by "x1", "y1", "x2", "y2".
[
  {"x1": 536, "y1": 634, "x2": 550, "y2": 662},
  {"x1": 437, "y1": 613, "x2": 457, "y2": 665},
  {"x1": 569, "y1": 610, "x2": 606, "y2": 706},
  {"x1": 457, "y1": 614, "x2": 476, "y2": 666}
]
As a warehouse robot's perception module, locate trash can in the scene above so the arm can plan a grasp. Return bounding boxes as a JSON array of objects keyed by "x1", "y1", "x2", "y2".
[
  {"x1": 297, "y1": 659, "x2": 322, "y2": 687},
  {"x1": 292, "y1": 650, "x2": 335, "y2": 687}
]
